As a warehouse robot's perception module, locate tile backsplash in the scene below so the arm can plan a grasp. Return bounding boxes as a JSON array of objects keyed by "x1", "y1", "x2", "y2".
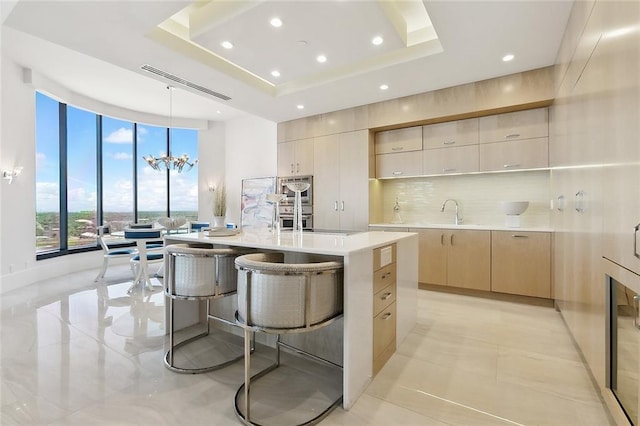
[{"x1": 378, "y1": 170, "x2": 550, "y2": 228}]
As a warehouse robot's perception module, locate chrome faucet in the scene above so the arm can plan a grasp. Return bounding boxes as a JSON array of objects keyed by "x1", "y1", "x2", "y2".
[{"x1": 441, "y1": 199, "x2": 463, "y2": 225}]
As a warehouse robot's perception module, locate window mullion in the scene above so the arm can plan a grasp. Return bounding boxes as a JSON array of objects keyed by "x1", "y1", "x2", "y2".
[{"x1": 59, "y1": 103, "x2": 68, "y2": 252}]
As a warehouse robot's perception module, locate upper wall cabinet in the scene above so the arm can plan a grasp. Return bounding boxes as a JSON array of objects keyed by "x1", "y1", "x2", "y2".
[
  {"x1": 479, "y1": 108, "x2": 548, "y2": 143},
  {"x1": 375, "y1": 126, "x2": 422, "y2": 154},
  {"x1": 376, "y1": 151, "x2": 423, "y2": 178},
  {"x1": 422, "y1": 118, "x2": 478, "y2": 149},
  {"x1": 277, "y1": 138, "x2": 314, "y2": 177},
  {"x1": 479, "y1": 137, "x2": 549, "y2": 172}
]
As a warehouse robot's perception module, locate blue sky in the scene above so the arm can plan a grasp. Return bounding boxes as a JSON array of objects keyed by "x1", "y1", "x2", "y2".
[{"x1": 35, "y1": 92, "x2": 199, "y2": 213}]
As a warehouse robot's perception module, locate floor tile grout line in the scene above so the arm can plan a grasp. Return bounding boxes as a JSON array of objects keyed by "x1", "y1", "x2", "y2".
[{"x1": 404, "y1": 385, "x2": 526, "y2": 426}]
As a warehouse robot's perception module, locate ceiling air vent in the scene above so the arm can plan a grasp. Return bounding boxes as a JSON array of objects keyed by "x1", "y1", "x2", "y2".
[{"x1": 140, "y1": 64, "x2": 231, "y2": 101}]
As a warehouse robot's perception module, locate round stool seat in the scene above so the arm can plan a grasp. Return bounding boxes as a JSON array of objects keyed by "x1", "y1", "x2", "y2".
[
  {"x1": 166, "y1": 244, "x2": 243, "y2": 298},
  {"x1": 235, "y1": 252, "x2": 343, "y2": 331}
]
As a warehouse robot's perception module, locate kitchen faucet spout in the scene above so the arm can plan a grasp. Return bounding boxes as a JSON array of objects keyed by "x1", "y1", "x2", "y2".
[{"x1": 441, "y1": 199, "x2": 463, "y2": 225}]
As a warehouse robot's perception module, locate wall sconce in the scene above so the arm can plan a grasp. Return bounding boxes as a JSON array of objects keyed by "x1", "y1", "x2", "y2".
[{"x1": 3, "y1": 167, "x2": 23, "y2": 184}]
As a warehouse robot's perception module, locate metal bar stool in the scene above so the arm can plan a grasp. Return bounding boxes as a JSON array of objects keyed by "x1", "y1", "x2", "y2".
[
  {"x1": 234, "y1": 252, "x2": 344, "y2": 426},
  {"x1": 164, "y1": 244, "x2": 253, "y2": 373}
]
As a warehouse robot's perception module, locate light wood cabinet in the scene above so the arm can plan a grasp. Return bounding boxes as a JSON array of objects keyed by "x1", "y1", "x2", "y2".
[
  {"x1": 373, "y1": 244, "x2": 396, "y2": 376},
  {"x1": 277, "y1": 138, "x2": 314, "y2": 176},
  {"x1": 410, "y1": 228, "x2": 491, "y2": 291},
  {"x1": 423, "y1": 145, "x2": 479, "y2": 175},
  {"x1": 423, "y1": 118, "x2": 479, "y2": 149},
  {"x1": 479, "y1": 137, "x2": 548, "y2": 172},
  {"x1": 376, "y1": 151, "x2": 423, "y2": 178},
  {"x1": 479, "y1": 108, "x2": 548, "y2": 144},
  {"x1": 314, "y1": 130, "x2": 369, "y2": 230},
  {"x1": 491, "y1": 231, "x2": 552, "y2": 298},
  {"x1": 375, "y1": 126, "x2": 422, "y2": 154}
]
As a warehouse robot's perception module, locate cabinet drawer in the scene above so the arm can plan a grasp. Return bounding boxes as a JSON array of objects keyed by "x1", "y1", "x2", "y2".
[
  {"x1": 375, "y1": 126, "x2": 423, "y2": 154},
  {"x1": 479, "y1": 137, "x2": 548, "y2": 172},
  {"x1": 373, "y1": 302, "x2": 396, "y2": 359},
  {"x1": 374, "y1": 263, "x2": 396, "y2": 294},
  {"x1": 479, "y1": 108, "x2": 548, "y2": 143},
  {"x1": 423, "y1": 118, "x2": 479, "y2": 149},
  {"x1": 423, "y1": 145, "x2": 479, "y2": 175},
  {"x1": 374, "y1": 243, "x2": 396, "y2": 270},
  {"x1": 374, "y1": 283, "x2": 396, "y2": 316},
  {"x1": 376, "y1": 152, "x2": 423, "y2": 178}
]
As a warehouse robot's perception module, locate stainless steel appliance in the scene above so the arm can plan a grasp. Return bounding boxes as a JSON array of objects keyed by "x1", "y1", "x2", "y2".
[
  {"x1": 608, "y1": 274, "x2": 640, "y2": 425},
  {"x1": 277, "y1": 175, "x2": 313, "y2": 205},
  {"x1": 279, "y1": 205, "x2": 313, "y2": 230}
]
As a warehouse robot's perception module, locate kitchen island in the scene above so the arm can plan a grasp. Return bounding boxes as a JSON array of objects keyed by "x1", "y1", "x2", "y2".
[{"x1": 164, "y1": 229, "x2": 418, "y2": 409}]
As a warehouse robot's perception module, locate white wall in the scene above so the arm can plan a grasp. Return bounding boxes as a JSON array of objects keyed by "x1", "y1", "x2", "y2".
[
  {"x1": 1, "y1": 56, "x2": 38, "y2": 292},
  {"x1": 224, "y1": 115, "x2": 277, "y2": 225},
  {"x1": 198, "y1": 121, "x2": 226, "y2": 223}
]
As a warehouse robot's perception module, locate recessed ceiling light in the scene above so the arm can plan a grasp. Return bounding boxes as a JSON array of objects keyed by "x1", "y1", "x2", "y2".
[
  {"x1": 271, "y1": 70, "x2": 281, "y2": 77},
  {"x1": 502, "y1": 54, "x2": 514, "y2": 62},
  {"x1": 270, "y1": 17, "x2": 283, "y2": 28},
  {"x1": 372, "y1": 36, "x2": 384, "y2": 46},
  {"x1": 316, "y1": 54, "x2": 327, "y2": 63},
  {"x1": 216, "y1": 110, "x2": 222, "y2": 114},
  {"x1": 297, "y1": 104, "x2": 305, "y2": 110},
  {"x1": 379, "y1": 84, "x2": 389, "y2": 90},
  {"x1": 221, "y1": 41, "x2": 234, "y2": 49}
]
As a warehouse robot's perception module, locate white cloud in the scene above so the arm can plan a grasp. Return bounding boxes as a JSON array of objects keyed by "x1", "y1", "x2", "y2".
[
  {"x1": 36, "y1": 182, "x2": 59, "y2": 212},
  {"x1": 36, "y1": 152, "x2": 46, "y2": 169},
  {"x1": 109, "y1": 152, "x2": 133, "y2": 160},
  {"x1": 104, "y1": 127, "x2": 133, "y2": 144}
]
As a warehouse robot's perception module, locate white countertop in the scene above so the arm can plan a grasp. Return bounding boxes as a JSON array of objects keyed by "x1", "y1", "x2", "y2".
[
  {"x1": 164, "y1": 229, "x2": 415, "y2": 256},
  {"x1": 369, "y1": 223, "x2": 554, "y2": 233}
]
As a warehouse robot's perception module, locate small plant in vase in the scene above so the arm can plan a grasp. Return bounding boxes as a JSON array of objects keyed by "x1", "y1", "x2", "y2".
[{"x1": 212, "y1": 184, "x2": 227, "y2": 228}]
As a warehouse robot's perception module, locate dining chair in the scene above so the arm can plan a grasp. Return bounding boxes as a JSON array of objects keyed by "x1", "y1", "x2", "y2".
[
  {"x1": 94, "y1": 225, "x2": 138, "y2": 282},
  {"x1": 124, "y1": 228, "x2": 165, "y2": 293}
]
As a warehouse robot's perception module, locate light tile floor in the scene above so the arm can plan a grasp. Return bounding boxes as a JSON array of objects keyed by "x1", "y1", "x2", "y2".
[{"x1": 1, "y1": 265, "x2": 612, "y2": 425}]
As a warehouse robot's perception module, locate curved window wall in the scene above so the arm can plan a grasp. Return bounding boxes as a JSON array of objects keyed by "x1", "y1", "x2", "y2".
[{"x1": 35, "y1": 92, "x2": 199, "y2": 258}]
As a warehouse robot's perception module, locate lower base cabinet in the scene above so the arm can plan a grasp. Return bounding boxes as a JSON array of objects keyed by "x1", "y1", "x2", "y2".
[
  {"x1": 491, "y1": 231, "x2": 551, "y2": 298},
  {"x1": 411, "y1": 228, "x2": 491, "y2": 291},
  {"x1": 411, "y1": 228, "x2": 552, "y2": 299},
  {"x1": 373, "y1": 244, "x2": 397, "y2": 376}
]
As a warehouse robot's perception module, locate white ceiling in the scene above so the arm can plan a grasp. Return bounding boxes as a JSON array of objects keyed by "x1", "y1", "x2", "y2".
[{"x1": 2, "y1": 0, "x2": 573, "y2": 124}]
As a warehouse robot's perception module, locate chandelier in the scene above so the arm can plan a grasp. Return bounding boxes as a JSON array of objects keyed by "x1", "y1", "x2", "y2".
[
  {"x1": 143, "y1": 86, "x2": 198, "y2": 173},
  {"x1": 143, "y1": 153, "x2": 198, "y2": 173}
]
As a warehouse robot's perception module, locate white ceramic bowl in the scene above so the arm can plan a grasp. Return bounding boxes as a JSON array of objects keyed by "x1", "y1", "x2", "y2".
[{"x1": 500, "y1": 201, "x2": 529, "y2": 215}]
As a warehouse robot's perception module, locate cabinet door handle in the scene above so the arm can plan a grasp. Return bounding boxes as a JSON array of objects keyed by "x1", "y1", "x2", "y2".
[
  {"x1": 392, "y1": 171, "x2": 403, "y2": 176},
  {"x1": 442, "y1": 168, "x2": 457, "y2": 173},
  {"x1": 503, "y1": 163, "x2": 521, "y2": 169},
  {"x1": 443, "y1": 141, "x2": 456, "y2": 145},
  {"x1": 341, "y1": 201, "x2": 345, "y2": 211},
  {"x1": 440, "y1": 233, "x2": 444, "y2": 246},
  {"x1": 633, "y1": 295, "x2": 640, "y2": 330},
  {"x1": 290, "y1": 163, "x2": 294, "y2": 173},
  {"x1": 381, "y1": 272, "x2": 391, "y2": 280},
  {"x1": 634, "y1": 223, "x2": 640, "y2": 259},
  {"x1": 575, "y1": 190, "x2": 586, "y2": 213},
  {"x1": 381, "y1": 312, "x2": 392, "y2": 320},
  {"x1": 505, "y1": 133, "x2": 521, "y2": 139},
  {"x1": 556, "y1": 195, "x2": 565, "y2": 212},
  {"x1": 511, "y1": 234, "x2": 528, "y2": 238},
  {"x1": 450, "y1": 234, "x2": 454, "y2": 245},
  {"x1": 334, "y1": 201, "x2": 338, "y2": 211},
  {"x1": 381, "y1": 292, "x2": 393, "y2": 300},
  {"x1": 296, "y1": 163, "x2": 300, "y2": 173},
  {"x1": 391, "y1": 147, "x2": 404, "y2": 151}
]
